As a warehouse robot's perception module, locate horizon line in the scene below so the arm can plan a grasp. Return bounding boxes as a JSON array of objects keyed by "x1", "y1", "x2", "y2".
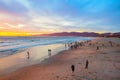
[{"x1": 0, "y1": 31, "x2": 120, "y2": 37}]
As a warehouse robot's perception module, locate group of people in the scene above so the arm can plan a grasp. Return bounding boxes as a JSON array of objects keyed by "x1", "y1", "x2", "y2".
[
  {"x1": 65, "y1": 40, "x2": 100, "y2": 50},
  {"x1": 65, "y1": 41, "x2": 86, "y2": 49},
  {"x1": 65, "y1": 40, "x2": 105, "y2": 50}
]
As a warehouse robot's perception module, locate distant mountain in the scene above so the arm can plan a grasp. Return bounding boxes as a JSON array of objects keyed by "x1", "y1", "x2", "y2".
[
  {"x1": 37, "y1": 32, "x2": 120, "y2": 37},
  {"x1": 101, "y1": 32, "x2": 120, "y2": 37}
]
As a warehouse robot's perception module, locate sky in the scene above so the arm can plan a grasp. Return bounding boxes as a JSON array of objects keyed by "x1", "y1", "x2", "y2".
[{"x1": 0, "y1": 0, "x2": 120, "y2": 36}]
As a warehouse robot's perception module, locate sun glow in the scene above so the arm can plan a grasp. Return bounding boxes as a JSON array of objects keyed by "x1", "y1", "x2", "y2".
[
  {"x1": 0, "y1": 32, "x2": 30, "y2": 36},
  {"x1": 0, "y1": 32, "x2": 51, "y2": 36}
]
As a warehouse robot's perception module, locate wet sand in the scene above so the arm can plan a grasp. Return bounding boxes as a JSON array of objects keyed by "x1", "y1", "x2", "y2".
[{"x1": 0, "y1": 38, "x2": 120, "y2": 80}]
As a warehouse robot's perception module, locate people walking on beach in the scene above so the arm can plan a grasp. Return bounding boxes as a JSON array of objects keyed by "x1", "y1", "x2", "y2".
[
  {"x1": 48, "y1": 49, "x2": 52, "y2": 57},
  {"x1": 85, "y1": 60, "x2": 89, "y2": 69},
  {"x1": 71, "y1": 65, "x2": 75, "y2": 73},
  {"x1": 27, "y1": 51, "x2": 30, "y2": 59}
]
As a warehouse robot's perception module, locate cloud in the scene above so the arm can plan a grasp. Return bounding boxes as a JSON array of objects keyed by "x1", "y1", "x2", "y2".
[
  {"x1": 0, "y1": 0, "x2": 120, "y2": 33},
  {"x1": 4, "y1": 23, "x2": 25, "y2": 28}
]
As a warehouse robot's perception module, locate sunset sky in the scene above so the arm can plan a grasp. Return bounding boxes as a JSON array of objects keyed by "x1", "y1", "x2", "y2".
[{"x1": 0, "y1": 0, "x2": 120, "y2": 36}]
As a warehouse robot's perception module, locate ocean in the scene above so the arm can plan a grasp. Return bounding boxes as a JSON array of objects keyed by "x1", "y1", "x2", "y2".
[{"x1": 0, "y1": 36, "x2": 93, "y2": 55}]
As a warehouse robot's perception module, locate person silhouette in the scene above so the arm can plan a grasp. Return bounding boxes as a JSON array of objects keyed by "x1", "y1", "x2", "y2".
[
  {"x1": 27, "y1": 52, "x2": 30, "y2": 59},
  {"x1": 97, "y1": 46, "x2": 99, "y2": 50},
  {"x1": 85, "y1": 60, "x2": 89, "y2": 69},
  {"x1": 71, "y1": 65, "x2": 75, "y2": 73},
  {"x1": 48, "y1": 49, "x2": 51, "y2": 57}
]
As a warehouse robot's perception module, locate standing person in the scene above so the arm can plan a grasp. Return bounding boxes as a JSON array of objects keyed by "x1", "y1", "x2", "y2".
[
  {"x1": 48, "y1": 49, "x2": 51, "y2": 57},
  {"x1": 102, "y1": 44, "x2": 104, "y2": 46},
  {"x1": 96, "y1": 46, "x2": 99, "y2": 50},
  {"x1": 109, "y1": 41, "x2": 113, "y2": 47},
  {"x1": 65, "y1": 43, "x2": 67, "y2": 48},
  {"x1": 27, "y1": 51, "x2": 30, "y2": 59},
  {"x1": 85, "y1": 60, "x2": 89, "y2": 69},
  {"x1": 71, "y1": 65, "x2": 75, "y2": 73}
]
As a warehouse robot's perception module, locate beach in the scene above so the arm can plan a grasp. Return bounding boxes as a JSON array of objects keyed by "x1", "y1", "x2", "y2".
[
  {"x1": 0, "y1": 38, "x2": 120, "y2": 80},
  {"x1": 0, "y1": 44, "x2": 68, "y2": 76}
]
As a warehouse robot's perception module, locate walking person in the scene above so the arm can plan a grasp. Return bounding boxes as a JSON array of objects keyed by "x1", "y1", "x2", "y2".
[
  {"x1": 96, "y1": 46, "x2": 99, "y2": 50},
  {"x1": 27, "y1": 51, "x2": 30, "y2": 59},
  {"x1": 85, "y1": 60, "x2": 89, "y2": 69},
  {"x1": 71, "y1": 65, "x2": 75, "y2": 73},
  {"x1": 109, "y1": 41, "x2": 113, "y2": 47},
  {"x1": 48, "y1": 49, "x2": 51, "y2": 57},
  {"x1": 65, "y1": 43, "x2": 67, "y2": 48}
]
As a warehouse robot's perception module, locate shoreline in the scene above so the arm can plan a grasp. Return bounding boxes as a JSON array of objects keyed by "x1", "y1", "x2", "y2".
[
  {"x1": 0, "y1": 43, "x2": 68, "y2": 76},
  {"x1": 0, "y1": 38, "x2": 120, "y2": 80},
  {"x1": 0, "y1": 36, "x2": 93, "y2": 58}
]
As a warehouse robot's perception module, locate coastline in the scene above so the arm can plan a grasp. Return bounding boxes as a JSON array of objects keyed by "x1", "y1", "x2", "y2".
[
  {"x1": 0, "y1": 43, "x2": 68, "y2": 76},
  {"x1": 0, "y1": 37, "x2": 120, "y2": 80}
]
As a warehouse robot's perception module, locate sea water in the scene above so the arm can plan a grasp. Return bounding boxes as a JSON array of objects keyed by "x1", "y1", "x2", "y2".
[{"x1": 0, "y1": 36, "x2": 93, "y2": 55}]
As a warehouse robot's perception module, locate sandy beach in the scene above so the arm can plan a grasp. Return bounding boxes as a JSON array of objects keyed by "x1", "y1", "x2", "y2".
[{"x1": 0, "y1": 38, "x2": 120, "y2": 80}]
